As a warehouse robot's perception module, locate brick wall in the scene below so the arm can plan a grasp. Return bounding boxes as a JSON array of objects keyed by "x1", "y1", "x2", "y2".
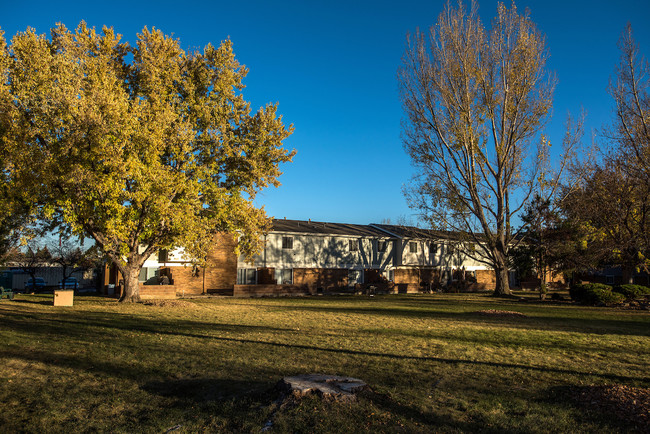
[
  {"x1": 393, "y1": 267, "x2": 496, "y2": 292},
  {"x1": 169, "y1": 233, "x2": 238, "y2": 295},
  {"x1": 393, "y1": 268, "x2": 426, "y2": 293},
  {"x1": 234, "y1": 284, "x2": 310, "y2": 297},
  {"x1": 293, "y1": 268, "x2": 348, "y2": 293},
  {"x1": 470, "y1": 269, "x2": 495, "y2": 290}
]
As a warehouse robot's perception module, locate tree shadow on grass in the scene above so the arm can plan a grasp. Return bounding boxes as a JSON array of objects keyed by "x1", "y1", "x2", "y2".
[
  {"x1": 0, "y1": 305, "x2": 646, "y2": 384},
  {"x1": 543, "y1": 385, "x2": 645, "y2": 433},
  {"x1": 197, "y1": 335, "x2": 649, "y2": 383},
  {"x1": 141, "y1": 378, "x2": 270, "y2": 403},
  {"x1": 357, "y1": 388, "x2": 523, "y2": 434},
  {"x1": 5, "y1": 297, "x2": 53, "y2": 306},
  {"x1": 0, "y1": 306, "x2": 296, "y2": 344},
  {"x1": 266, "y1": 303, "x2": 650, "y2": 337}
]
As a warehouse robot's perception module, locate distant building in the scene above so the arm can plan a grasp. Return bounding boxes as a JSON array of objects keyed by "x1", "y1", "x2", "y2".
[{"x1": 103, "y1": 219, "x2": 502, "y2": 298}]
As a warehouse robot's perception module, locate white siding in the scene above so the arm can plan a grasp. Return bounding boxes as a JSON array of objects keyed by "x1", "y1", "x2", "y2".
[{"x1": 239, "y1": 233, "x2": 394, "y2": 271}]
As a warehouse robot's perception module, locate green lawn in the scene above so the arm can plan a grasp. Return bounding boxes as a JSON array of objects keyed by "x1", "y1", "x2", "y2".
[{"x1": 0, "y1": 293, "x2": 648, "y2": 433}]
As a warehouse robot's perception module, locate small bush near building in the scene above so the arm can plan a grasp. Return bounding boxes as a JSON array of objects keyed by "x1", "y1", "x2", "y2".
[
  {"x1": 612, "y1": 284, "x2": 650, "y2": 300},
  {"x1": 569, "y1": 283, "x2": 625, "y2": 305}
]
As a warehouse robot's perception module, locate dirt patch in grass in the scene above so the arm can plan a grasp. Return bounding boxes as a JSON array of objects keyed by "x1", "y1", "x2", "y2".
[
  {"x1": 142, "y1": 299, "x2": 196, "y2": 308},
  {"x1": 474, "y1": 309, "x2": 528, "y2": 317},
  {"x1": 570, "y1": 385, "x2": 650, "y2": 431}
]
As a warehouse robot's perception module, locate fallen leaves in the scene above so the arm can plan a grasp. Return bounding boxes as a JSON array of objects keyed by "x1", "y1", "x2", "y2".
[
  {"x1": 474, "y1": 310, "x2": 528, "y2": 317},
  {"x1": 570, "y1": 384, "x2": 650, "y2": 431}
]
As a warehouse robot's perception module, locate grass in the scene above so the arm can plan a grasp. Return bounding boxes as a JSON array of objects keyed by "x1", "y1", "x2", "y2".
[{"x1": 0, "y1": 292, "x2": 648, "y2": 433}]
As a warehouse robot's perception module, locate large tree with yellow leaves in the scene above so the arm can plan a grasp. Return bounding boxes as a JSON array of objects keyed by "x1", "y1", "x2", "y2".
[{"x1": 0, "y1": 23, "x2": 294, "y2": 301}]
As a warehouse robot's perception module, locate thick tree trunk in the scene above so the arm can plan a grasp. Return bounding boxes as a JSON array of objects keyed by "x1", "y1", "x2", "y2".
[
  {"x1": 492, "y1": 250, "x2": 511, "y2": 296},
  {"x1": 621, "y1": 265, "x2": 635, "y2": 285},
  {"x1": 119, "y1": 266, "x2": 141, "y2": 302}
]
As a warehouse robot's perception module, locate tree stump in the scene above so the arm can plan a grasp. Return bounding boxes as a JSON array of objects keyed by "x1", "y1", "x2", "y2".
[{"x1": 278, "y1": 374, "x2": 367, "y2": 402}]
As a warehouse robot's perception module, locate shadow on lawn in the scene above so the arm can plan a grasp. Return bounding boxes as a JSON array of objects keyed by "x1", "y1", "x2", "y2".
[
  {"x1": 267, "y1": 302, "x2": 650, "y2": 337},
  {"x1": 543, "y1": 385, "x2": 644, "y2": 433},
  {"x1": 142, "y1": 378, "x2": 269, "y2": 403},
  {"x1": 2, "y1": 315, "x2": 646, "y2": 386},
  {"x1": 1, "y1": 302, "x2": 647, "y2": 386},
  {"x1": 198, "y1": 335, "x2": 648, "y2": 383},
  {"x1": 356, "y1": 389, "x2": 516, "y2": 433},
  {"x1": 6, "y1": 297, "x2": 53, "y2": 306}
]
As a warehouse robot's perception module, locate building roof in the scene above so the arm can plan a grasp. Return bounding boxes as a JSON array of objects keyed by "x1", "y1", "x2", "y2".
[
  {"x1": 370, "y1": 224, "x2": 459, "y2": 241},
  {"x1": 271, "y1": 219, "x2": 391, "y2": 238},
  {"x1": 271, "y1": 219, "x2": 462, "y2": 241}
]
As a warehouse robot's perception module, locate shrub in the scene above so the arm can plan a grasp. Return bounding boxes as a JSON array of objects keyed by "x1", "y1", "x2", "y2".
[
  {"x1": 612, "y1": 284, "x2": 650, "y2": 300},
  {"x1": 586, "y1": 287, "x2": 625, "y2": 305},
  {"x1": 569, "y1": 283, "x2": 625, "y2": 305},
  {"x1": 570, "y1": 283, "x2": 607, "y2": 302}
]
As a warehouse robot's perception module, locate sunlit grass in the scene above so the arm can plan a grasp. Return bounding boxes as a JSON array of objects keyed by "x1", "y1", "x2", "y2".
[{"x1": 0, "y1": 293, "x2": 648, "y2": 432}]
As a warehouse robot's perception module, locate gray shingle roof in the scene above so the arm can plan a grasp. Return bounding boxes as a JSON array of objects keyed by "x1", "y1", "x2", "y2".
[
  {"x1": 270, "y1": 219, "x2": 460, "y2": 240},
  {"x1": 370, "y1": 224, "x2": 458, "y2": 240},
  {"x1": 271, "y1": 219, "x2": 391, "y2": 238}
]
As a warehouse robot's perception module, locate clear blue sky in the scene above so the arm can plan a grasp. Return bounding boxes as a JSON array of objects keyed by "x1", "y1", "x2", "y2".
[{"x1": 2, "y1": 0, "x2": 649, "y2": 226}]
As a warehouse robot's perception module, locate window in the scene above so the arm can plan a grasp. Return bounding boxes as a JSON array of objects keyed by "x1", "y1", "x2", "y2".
[
  {"x1": 429, "y1": 243, "x2": 437, "y2": 255},
  {"x1": 282, "y1": 236, "x2": 293, "y2": 250},
  {"x1": 409, "y1": 242, "x2": 418, "y2": 253},
  {"x1": 158, "y1": 249, "x2": 168, "y2": 262},
  {"x1": 349, "y1": 239, "x2": 359, "y2": 251},
  {"x1": 377, "y1": 240, "x2": 387, "y2": 252},
  {"x1": 237, "y1": 268, "x2": 257, "y2": 284},
  {"x1": 606, "y1": 275, "x2": 615, "y2": 285},
  {"x1": 139, "y1": 267, "x2": 159, "y2": 283},
  {"x1": 278, "y1": 269, "x2": 293, "y2": 285}
]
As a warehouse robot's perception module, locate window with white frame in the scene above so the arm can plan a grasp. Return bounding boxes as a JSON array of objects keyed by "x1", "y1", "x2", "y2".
[
  {"x1": 282, "y1": 236, "x2": 294, "y2": 249},
  {"x1": 278, "y1": 269, "x2": 293, "y2": 285},
  {"x1": 409, "y1": 242, "x2": 418, "y2": 253},
  {"x1": 139, "y1": 267, "x2": 159, "y2": 283}
]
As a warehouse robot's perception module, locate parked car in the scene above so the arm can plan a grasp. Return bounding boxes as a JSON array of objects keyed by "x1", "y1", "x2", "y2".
[
  {"x1": 25, "y1": 277, "x2": 46, "y2": 292},
  {"x1": 59, "y1": 277, "x2": 78, "y2": 289}
]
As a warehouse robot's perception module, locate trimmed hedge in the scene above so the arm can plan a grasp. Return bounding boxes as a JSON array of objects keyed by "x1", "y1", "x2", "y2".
[
  {"x1": 612, "y1": 284, "x2": 650, "y2": 300},
  {"x1": 569, "y1": 283, "x2": 625, "y2": 305}
]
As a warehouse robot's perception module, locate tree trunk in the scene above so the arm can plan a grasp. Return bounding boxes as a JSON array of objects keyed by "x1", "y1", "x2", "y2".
[
  {"x1": 119, "y1": 266, "x2": 141, "y2": 302},
  {"x1": 621, "y1": 265, "x2": 635, "y2": 285},
  {"x1": 492, "y1": 250, "x2": 511, "y2": 296}
]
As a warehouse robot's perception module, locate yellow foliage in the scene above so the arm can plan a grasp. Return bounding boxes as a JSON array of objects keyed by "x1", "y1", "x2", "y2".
[{"x1": 1, "y1": 22, "x2": 294, "y2": 298}]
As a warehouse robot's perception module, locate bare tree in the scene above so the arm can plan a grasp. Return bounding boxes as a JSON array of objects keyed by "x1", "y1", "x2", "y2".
[
  {"x1": 608, "y1": 24, "x2": 650, "y2": 180},
  {"x1": 8, "y1": 244, "x2": 51, "y2": 291},
  {"x1": 49, "y1": 236, "x2": 102, "y2": 286},
  {"x1": 398, "y1": 1, "x2": 579, "y2": 295}
]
